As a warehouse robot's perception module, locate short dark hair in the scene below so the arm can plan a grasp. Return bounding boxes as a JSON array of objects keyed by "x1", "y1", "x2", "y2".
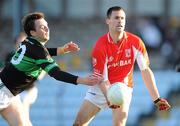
[
  {"x1": 22, "y1": 12, "x2": 44, "y2": 36},
  {"x1": 106, "y1": 6, "x2": 124, "y2": 19}
]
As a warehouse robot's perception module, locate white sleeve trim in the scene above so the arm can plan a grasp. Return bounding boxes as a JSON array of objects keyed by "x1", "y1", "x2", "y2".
[
  {"x1": 133, "y1": 46, "x2": 149, "y2": 70},
  {"x1": 103, "y1": 56, "x2": 109, "y2": 81}
]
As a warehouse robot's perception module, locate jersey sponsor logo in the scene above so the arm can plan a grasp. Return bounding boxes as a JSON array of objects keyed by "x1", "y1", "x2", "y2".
[
  {"x1": 108, "y1": 59, "x2": 131, "y2": 68},
  {"x1": 125, "y1": 49, "x2": 131, "y2": 58},
  {"x1": 108, "y1": 56, "x2": 114, "y2": 62}
]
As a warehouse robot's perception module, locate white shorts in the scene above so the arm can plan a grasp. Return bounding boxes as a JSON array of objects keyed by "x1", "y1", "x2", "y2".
[
  {"x1": 85, "y1": 82, "x2": 133, "y2": 109},
  {"x1": 18, "y1": 86, "x2": 38, "y2": 105},
  {"x1": 0, "y1": 79, "x2": 14, "y2": 111}
]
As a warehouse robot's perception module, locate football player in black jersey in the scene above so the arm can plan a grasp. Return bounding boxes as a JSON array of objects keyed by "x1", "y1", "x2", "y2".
[
  {"x1": 0, "y1": 12, "x2": 103, "y2": 126},
  {"x1": 4, "y1": 31, "x2": 83, "y2": 125}
]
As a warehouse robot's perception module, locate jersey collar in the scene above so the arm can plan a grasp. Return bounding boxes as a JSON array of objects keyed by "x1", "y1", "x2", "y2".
[
  {"x1": 107, "y1": 32, "x2": 127, "y2": 44},
  {"x1": 27, "y1": 37, "x2": 44, "y2": 47}
]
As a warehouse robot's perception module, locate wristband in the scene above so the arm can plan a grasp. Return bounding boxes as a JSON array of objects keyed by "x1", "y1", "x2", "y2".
[
  {"x1": 154, "y1": 98, "x2": 161, "y2": 104},
  {"x1": 60, "y1": 47, "x2": 65, "y2": 54}
]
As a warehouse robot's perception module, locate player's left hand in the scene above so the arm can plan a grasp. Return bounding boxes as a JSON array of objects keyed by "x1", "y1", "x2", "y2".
[
  {"x1": 107, "y1": 101, "x2": 120, "y2": 109},
  {"x1": 63, "y1": 41, "x2": 80, "y2": 53},
  {"x1": 154, "y1": 98, "x2": 171, "y2": 111}
]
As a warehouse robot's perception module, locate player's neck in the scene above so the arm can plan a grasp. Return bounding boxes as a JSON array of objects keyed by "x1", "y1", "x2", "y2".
[
  {"x1": 109, "y1": 31, "x2": 124, "y2": 44},
  {"x1": 30, "y1": 36, "x2": 47, "y2": 46}
]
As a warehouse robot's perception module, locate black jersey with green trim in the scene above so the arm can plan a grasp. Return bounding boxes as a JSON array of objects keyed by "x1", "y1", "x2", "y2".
[{"x1": 0, "y1": 37, "x2": 78, "y2": 95}]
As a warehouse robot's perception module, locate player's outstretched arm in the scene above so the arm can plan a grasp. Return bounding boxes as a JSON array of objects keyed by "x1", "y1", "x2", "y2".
[
  {"x1": 57, "y1": 41, "x2": 80, "y2": 55},
  {"x1": 141, "y1": 67, "x2": 171, "y2": 111},
  {"x1": 48, "y1": 67, "x2": 103, "y2": 86},
  {"x1": 77, "y1": 74, "x2": 103, "y2": 86}
]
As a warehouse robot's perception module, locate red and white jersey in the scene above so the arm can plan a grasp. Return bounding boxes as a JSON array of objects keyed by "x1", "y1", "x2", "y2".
[{"x1": 92, "y1": 32, "x2": 149, "y2": 88}]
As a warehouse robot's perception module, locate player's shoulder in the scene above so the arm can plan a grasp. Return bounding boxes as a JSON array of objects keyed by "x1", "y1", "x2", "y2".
[
  {"x1": 25, "y1": 38, "x2": 45, "y2": 50},
  {"x1": 125, "y1": 32, "x2": 147, "y2": 51},
  {"x1": 95, "y1": 33, "x2": 108, "y2": 46},
  {"x1": 92, "y1": 34, "x2": 108, "y2": 52},
  {"x1": 24, "y1": 38, "x2": 46, "y2": 59},
  {"x1": 126, "y1": 32, "x2": 141, "y2": 41},
  {"x1": 125, "y1": 32, "x2": 144, "y2": 47}
]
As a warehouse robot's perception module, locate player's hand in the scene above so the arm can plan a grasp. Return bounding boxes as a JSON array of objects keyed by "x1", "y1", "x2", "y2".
[
  {"x1": 105, "y1": 96, "x2": 120, "y2": 109},
  {"x1": 77, "y1": 75, "x2": 103, "y2": 86},
  {"x1": 154, "y1": 98, "x2": 171, "y2": 111},
  {"x1": 107, "y1": 101, "x2": 120, "y2": 109},
  {"x1": 87, "y1": 74, "x2": 104, "y2": 85},
  {"x1": 63, "y1": 41, "x2": 80, "y2": 53}
]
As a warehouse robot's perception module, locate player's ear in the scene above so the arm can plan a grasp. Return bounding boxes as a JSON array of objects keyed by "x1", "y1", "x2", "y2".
[
  {"x1": 30, "y1": 30, "x2": 36, "y2": 36},
  {"x1": 106, "y1": 18, "x2": 110, "y2": 25}
]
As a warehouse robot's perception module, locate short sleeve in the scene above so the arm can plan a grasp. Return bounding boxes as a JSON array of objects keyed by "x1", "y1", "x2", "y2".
[
  {"x1": 92, "y1": 42, "x2": 108, "y2": 80},
  {"x1": 136, "y1": 39, "x2": 150, "y2": 70}
]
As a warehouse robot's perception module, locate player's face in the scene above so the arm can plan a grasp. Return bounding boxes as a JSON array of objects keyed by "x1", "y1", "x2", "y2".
[
  {"x1": 106, "y1": 10, "x2": 126, "y2": 33},
  {"x1": 31, "y1": 18, "x2": 50, "y2": 43}
]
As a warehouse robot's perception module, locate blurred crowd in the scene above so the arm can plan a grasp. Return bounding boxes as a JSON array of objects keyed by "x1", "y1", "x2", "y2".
[
  {"x1": 0, "y1": 0, "x2": 180, "y2": 71},
  {"x1": 135, "y1": 16, "x2": 180, "y2": 69},
  {"x1": 0, "y1": 16, "x2": 180, "y2": 71}
]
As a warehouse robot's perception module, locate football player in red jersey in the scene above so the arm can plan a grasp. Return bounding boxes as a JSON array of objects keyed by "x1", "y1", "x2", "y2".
[{"x1": 73, "y1": 6, "x2": 171, "y2": 126}]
